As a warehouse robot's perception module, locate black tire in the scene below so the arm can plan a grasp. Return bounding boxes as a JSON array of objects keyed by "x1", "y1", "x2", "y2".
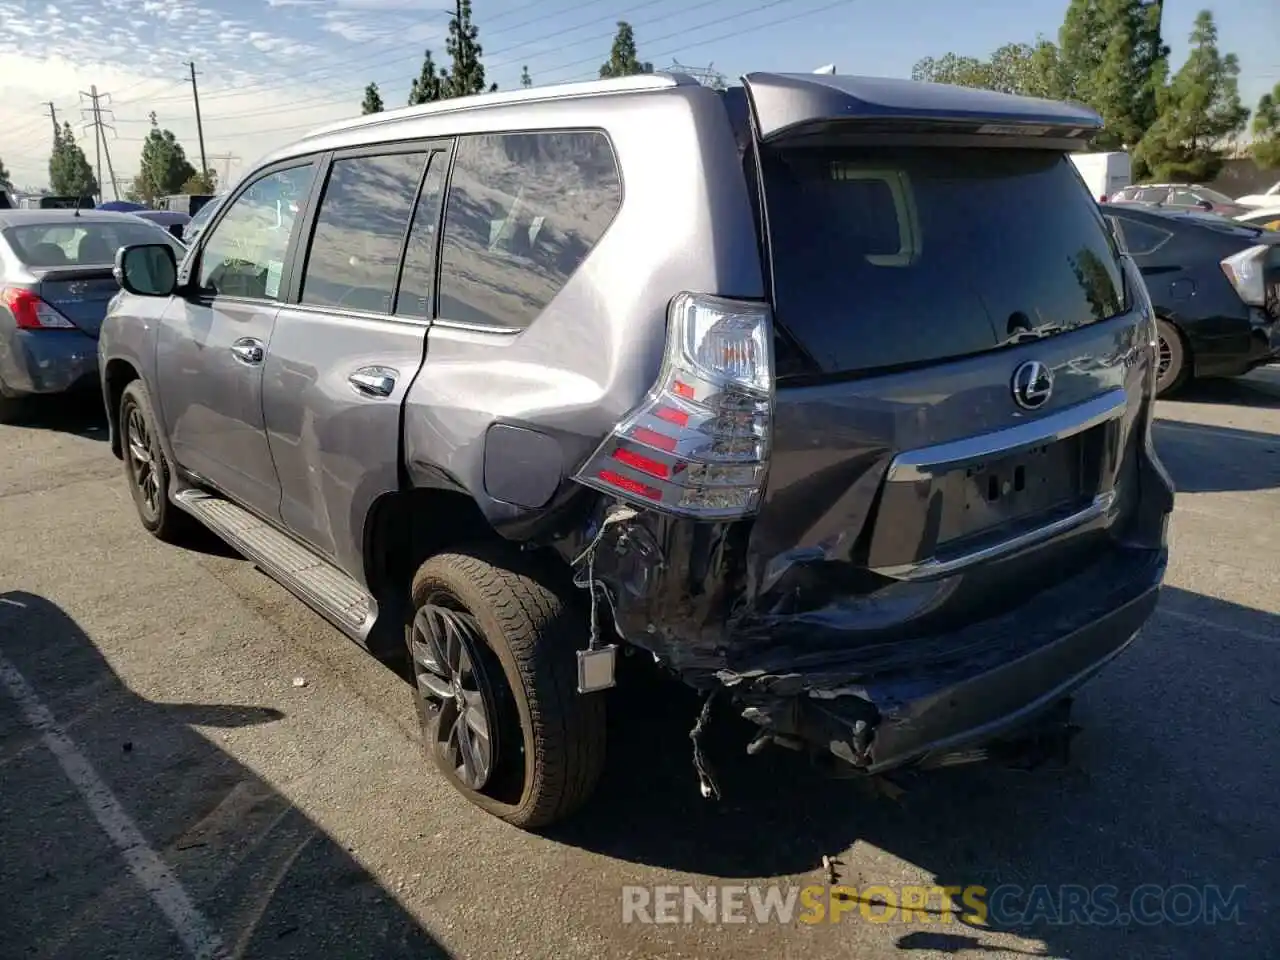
[
  {"x1": 119, "y1": 380, "x2": 194, "y2": 543},
  {"x1": 0, "y1": 380, "x2": 24, "y2": 424},
  {"x1": 407, "y1": 546, "x2": 606, "y2": 829},
  {"x1": 1155, "y1": 319, "x2": 1190, "y2": 397}
]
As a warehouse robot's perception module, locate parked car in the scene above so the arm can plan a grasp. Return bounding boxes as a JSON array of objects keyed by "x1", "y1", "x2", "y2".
[
  {"x1": 1236, "y1": 205, "x2": 1280, "y2": 232},
  {"x1": 0, "y1": 209, "x2": 185, "y2": 421},
  {"x1": 1235, "y1": 180, "x2": 1280, "y2": 208},
  {"x1": 1100, "y1": 203, "x2": 1279, "y2": 395},
  {"x1": 100, "y1": 72, "x2": 1174, "y2": 829},
  {"x1": 132, "y1": 208, "x2": 191, "y2": 242},
  {"x1": 1108, "y1": 182, "x2": 1252, "y2": 218},
  {"x1": 180, "y1": 192, "x2": 223, "y2": 247}
]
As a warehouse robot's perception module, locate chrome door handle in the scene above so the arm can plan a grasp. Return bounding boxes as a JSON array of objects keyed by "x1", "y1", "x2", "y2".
[
  {"x1": 348, "y1": 366, "x2": 397, "y2": 398},
  {"x1": 230, "y1": 338, "x2": 265, "y2": 364}
]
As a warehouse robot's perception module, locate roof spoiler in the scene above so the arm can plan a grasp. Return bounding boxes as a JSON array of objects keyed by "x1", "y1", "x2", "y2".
[{"x1": 740, "y1": 72, "x2": 1103, "y2": 151}]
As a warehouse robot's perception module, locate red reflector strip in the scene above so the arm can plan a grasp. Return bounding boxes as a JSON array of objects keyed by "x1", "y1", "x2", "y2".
[
  {"x1": 612, "y1": 447, "x2": 670, "y2": 478},
  {"x1": 598, "y1": 469, "x2": 662, "y2": 500},
  {"x1": 631, "y1": 426, "x2": 678, "y2": 452},
  {"x1": 672, "y1": 380, "x2": 695, "y2": 399},
  {"x1": 654, "y1": 405, "x2": 690, "y2": 427}
]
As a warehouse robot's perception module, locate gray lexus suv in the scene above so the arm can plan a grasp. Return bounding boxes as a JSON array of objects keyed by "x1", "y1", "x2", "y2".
[{"x1": 99, "y1": 71, "x2": 1175, "y2": 829}]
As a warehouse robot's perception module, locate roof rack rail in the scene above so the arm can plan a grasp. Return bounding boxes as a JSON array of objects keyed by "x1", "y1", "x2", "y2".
[{"x1": 299, "y1": 72, "x2": 699, "y2": 143}]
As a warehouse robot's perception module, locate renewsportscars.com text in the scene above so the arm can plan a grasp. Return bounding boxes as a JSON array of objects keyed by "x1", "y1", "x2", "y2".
[{"x1": 621, "y1": 883, "x2": 1246, "y2": 927}]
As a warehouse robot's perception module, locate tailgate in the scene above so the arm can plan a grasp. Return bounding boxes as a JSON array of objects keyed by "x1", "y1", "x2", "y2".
[
  {"x1": 739, "y1": 72, "x2": 1159, "y2": 640},
  {"x1": 35, "y1": 269, "x2": 120, "y2": 338}
]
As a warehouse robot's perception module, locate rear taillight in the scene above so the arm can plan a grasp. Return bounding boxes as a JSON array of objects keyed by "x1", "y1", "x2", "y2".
[
  {"x1": 573, "y1": 292, "x2": 774, "y2": 520},
  {"x1": 1, "y1": 287, "x2": 76, "y2": 330},
  {"x1": 1220, "y1": 244, "x2": 1271, "y2": 307}
]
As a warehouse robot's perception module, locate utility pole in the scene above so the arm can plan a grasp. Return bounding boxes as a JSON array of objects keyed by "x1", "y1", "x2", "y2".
[
  {"x1": 43, "y1": 102, "x2": 58, "y2": 135},
  {"x1": 187, "y1": 62, "x2": 208, "y2": 179},
  {"x1": 79, "y1": 86, "x2": 120, "y2": 201}
]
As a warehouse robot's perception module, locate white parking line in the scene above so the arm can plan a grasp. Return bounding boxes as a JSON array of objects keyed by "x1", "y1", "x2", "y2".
[{"x1": 0, "y1": 642, "x2": 229, "y2": 960}]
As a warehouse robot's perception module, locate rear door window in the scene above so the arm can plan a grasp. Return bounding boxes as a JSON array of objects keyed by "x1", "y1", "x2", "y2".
[
  {"x1": 437, "y1": 131, "x2": 622, "y2": 330},
  {"x1": 761, "y1": 146, "x2": 1127, "y2": 374},
  {"x1": 300, "y1": 151, "x2": 429, "y2": 314}
]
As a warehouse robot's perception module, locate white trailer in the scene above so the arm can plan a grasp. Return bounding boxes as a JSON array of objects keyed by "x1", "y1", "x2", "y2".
[{"x1": 1070, "y1": 151, "x2": 1132, "y2": 201}]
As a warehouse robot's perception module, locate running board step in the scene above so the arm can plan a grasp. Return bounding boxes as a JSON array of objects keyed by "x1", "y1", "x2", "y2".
[{"x1": 174, "y1": 490, "x2": 377, "y2": 639}]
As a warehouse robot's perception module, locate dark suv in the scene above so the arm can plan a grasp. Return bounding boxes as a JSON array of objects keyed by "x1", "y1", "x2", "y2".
[{"x1": 99, "y1": 72, "x2": 1174, "y2": 829}]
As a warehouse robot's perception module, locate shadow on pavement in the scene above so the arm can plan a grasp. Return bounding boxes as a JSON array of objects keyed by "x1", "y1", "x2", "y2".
[
  {"x1": 551, "y1": 584, "x2": 1278, "y2": 958},
  {"x1": 0, "y1": 390, "x2": 109, "y2": 440},
  {"x1": 1174, "y1": 368, "x2": 1280, "y2": 410},
  {"x1": 1152, "y1": 419, "x2": 1280, "y2": 492},
  {"x1": 0, "y1": 591, "x2": 451, "y2": 960}
]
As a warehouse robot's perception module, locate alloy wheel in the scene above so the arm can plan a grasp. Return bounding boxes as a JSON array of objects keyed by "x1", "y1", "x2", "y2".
[
  {"x1": 410, "y1": 597, "x2": 498, "y2": 791},
  {"x1": 125, "y1": 403, "x2": 160, "y2": 516},
  {"x1": 1156, "y1": 334, "x2": 1173, "y2": 382}
]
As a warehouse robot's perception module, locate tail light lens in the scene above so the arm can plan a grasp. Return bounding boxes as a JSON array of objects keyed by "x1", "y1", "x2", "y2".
[
  {"x1": 573, "y1": 292, "x2": 774, "y2": 520},
  {"x1": 1220, "y1": 244, "x2": 1271, "y2": 307},
  {"x1": 1, "y1": 287, "x2": 77, "y2": 330}
]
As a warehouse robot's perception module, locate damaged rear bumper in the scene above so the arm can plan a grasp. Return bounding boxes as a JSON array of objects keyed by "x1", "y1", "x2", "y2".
[{"x1": 723, "y1": 546, "x2": 1166, "y2": 775}]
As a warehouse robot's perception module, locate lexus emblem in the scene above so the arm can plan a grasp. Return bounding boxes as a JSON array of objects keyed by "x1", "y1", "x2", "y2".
[{"x1": 1011, "y1": 360, "x2": 1054, "y2": 410}]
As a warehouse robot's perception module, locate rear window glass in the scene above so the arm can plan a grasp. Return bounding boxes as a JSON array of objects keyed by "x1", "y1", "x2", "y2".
[
  {"x1": 762, "y1": 147, "x2": 1127, "y2": 373},
  {"x1": 437, "y1": 131, "x2": 622, "y2": 330},
  {"x1": 4, "y1": 220, "x2": 183, "y2": 267}
]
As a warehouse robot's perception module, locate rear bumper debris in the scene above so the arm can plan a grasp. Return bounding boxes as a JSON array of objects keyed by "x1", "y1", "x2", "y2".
[{"x1": 721, "y1": 547, "x2": 1165, "y2": 775}]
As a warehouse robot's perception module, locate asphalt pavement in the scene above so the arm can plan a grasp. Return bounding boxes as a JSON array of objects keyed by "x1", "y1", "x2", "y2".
[{"x1": 1, "y1": 369, "x2": 1277, "y2": 960}]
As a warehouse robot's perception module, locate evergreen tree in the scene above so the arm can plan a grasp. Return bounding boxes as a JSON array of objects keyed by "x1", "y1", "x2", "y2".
[
  {"x1": 409, "y1": 49, "x2": 446, "y2": 105},
  {"x1": 0, "y1": 155, "x2": 12, "y2": 192},
  {"x1": 1250, "y1": 83, "x2": 1280, "y2": 169},
  {"x1": 1134, "y1": 10, "x2": 1249, "y2": 182},
  {"x1": 181, "y1": 170, "x2": 217, "y2": 194},
  {"x1": 442, "y1": 0, "x2": 496, "y2": 98},
  {"x1": 129, "y1": 113, "x2": 197, "y2": 206},
  {"x1": 599, "y1": 22, "x2": 653, "y2": 78},
  {"x1": 911, "y1": 41, "x2": 1061, "y2": 99},
  {"x1": 48, "y1": 122, "x2": 98, "y2": 198},
  {"x1": 361, "y1": 81, "x2": 384, "y2": 115},
  {"x1": 520, "y1": 65, "x2": 532, "y2": 88}
]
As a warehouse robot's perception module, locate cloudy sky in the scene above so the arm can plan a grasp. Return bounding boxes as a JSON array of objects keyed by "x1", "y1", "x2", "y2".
[{"x1": 1, "y1": 0, "x2": 1276, "y2": 192}]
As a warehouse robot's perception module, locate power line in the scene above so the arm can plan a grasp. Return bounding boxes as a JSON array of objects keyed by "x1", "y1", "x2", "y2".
[{"x1": 199, "y1": 0, "x2": 752, "y2": 127}]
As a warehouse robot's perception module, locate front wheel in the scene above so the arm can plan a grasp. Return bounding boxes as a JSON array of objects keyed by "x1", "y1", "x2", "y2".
[
  {"x1": 1155, "y1": 319, "x2": 1190, "y2": 397},
  {"x1": 119, "y1": 380, "x2": 194, "y2": 543},
  {"x1": 407, "y1": 546, "x2": 606, "y2": 829}
]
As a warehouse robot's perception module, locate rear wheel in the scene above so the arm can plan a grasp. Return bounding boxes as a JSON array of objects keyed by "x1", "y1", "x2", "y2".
[
  {"x1": 1155, "y1": 319, "x2": 1189, "y2": 397},
  {"x1": 407, "y1": 546, "x2": 606, "y2": 829},
  {"x1": 119, "y1": 380, "x2": 194, "y2": 543}
]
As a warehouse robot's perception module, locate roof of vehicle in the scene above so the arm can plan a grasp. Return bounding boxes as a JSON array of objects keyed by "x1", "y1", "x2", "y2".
[
  {"x1": 278, "y1": 70, "x2": 1104, "y2": 165},
  {"x1": 0, "y1": 208, "x2": 162, "y2": 228},
  {"x1": 296, "y1": 72, "x2": 694, "y2": 145},
  {"x1": 133, "y1": 209, "x2": 191, "y2": 224}
]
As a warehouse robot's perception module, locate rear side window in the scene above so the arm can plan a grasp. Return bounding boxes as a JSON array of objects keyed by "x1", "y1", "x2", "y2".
[
  {"x1": 762, "y1": 147, "x2": 1127, "y2": 374},
  {"x1": 437, "y1": 131, "x2": 622, "y2": 330},
  {"x1": 301, "y1": 151, "x2": 428, "y2": 313}
]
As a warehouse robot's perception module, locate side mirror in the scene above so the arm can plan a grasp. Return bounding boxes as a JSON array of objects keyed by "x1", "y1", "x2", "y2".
[
  {"x1": 1197, "y1": 199, "x2": 1213, "y2": 211},
  {"x1": 114, "y1": 243, "x2": 178, "y2": 297},
  {"x1": 167, "y1": 223, "x2": 185, "y2": 241}
]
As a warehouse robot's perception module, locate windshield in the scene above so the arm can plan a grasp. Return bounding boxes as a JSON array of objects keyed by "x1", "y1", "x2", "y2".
[
  {"x1": 4, "y1": 219, "x2": 184, "y2": 268},
  {"x1": 762, "y1": 146, "x2": 1127, "y2": 374}
]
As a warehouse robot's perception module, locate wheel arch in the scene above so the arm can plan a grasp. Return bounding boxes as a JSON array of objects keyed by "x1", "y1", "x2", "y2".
[
  {"x1": 363, "y1": 485, "x2": 503, "y2": 605},
  {"x1": 103, "y1": 358, "x2": 140, "y2": 459}
]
